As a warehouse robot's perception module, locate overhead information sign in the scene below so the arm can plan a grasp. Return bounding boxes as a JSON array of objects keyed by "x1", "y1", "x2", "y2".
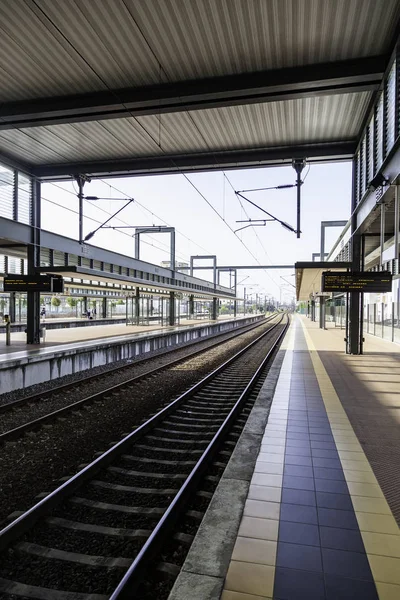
[
  {"x1": 321, "y1": 271, "x2": 392, "y2": 293},
  {"x1": 4, "y1": 275, "x2": 64, "y2": 293}
]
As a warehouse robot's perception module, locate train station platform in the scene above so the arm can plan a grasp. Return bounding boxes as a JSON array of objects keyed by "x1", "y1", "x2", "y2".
[
  {"x1": 222, "y1": 315, "x2": 400, "y2": 599},
  {"x1": 172, "y1": 315, "x2": 400, "y2": 600},
  {"x1": 0, "y1": 314, "x2": 263, "y2": 394}
]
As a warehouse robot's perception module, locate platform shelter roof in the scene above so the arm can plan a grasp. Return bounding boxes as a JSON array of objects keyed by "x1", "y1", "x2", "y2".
[{"x1": 0, "y1": 1, "x2": 398, "y2": 180}]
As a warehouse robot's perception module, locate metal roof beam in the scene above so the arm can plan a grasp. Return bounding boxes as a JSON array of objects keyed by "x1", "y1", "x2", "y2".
[
  {"x1": 0, "y1": 56, "x2": 386, "y2": 130},
  {"x1": 32, "y1": 141, "x2": 356, "y2": 180}
]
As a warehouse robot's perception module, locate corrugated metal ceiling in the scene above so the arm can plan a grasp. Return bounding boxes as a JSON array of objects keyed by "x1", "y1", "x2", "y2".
[
  {"x1": 0, "y1": 0, "x2": 397, "y2": 102},
  {"x1": 0, "y1": 0, "x2": 397, "y2": 173},
  {"x1": 0, "y1": 92, "x2": 372, "y2": 165}
]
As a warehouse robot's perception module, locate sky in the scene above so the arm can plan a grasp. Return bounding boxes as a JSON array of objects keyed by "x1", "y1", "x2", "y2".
[{"x1": 41, "y1": 161, "x2": 352, "y2": 305}]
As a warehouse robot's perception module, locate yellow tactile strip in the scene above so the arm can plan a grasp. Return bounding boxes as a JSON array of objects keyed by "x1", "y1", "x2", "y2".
[
  {"x1": 221, "y1": 324, "x2": 296, "y2": 599},
  {"x1": 300, "y1": 318, "x2": 400, "y2": 599}
]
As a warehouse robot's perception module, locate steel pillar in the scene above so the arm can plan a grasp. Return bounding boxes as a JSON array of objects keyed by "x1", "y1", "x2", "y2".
[
  {"x1": 169, "y1": 291, "x2": 176, "y2": 326},
  {"x1": 135, "y1": 288, "x2": 140, "y2": 325},
  {"x1": 319, "y1": 297, "x2": 325, "y2": 329},
  {"x1": 189, "y1": 294, "x2": 194, "y2": 319},
  {"x1": 348, "y1": 160, "x2": 362, "y2": 355},
  {"x1": 395, "y1": 185, "x2": 399, "y2": 273},
  {"x1": 211, "y1": 297, "x2": 218, "y2": 320},
  {"x1": 27, "y1": 180, "x2": 41, "y2": 344},
  {"x1": 311, "y1": 299, "x2": 316, "y2": 322},
  {"x1": 8, "y1": 293, "x2": 16, "y2": 323},
  {"x1": 102, "y1": 297, "x2": 107, "y2": 318}
]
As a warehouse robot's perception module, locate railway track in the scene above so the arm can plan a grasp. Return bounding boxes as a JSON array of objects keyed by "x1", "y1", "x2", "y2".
[
  {"x1": 0, "y1": 315, "x2": 276, "y2": 444},
  {"x1": 0, "y1": 314, "x2": 288, "y2": 600}
]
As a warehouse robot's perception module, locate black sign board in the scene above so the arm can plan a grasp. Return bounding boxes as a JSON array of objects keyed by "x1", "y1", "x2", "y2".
[
  {"x1": 321, "y1": 271, "x2": 392, "y2": 293},
  {"x1": 4, "y1": 275, "x2": 64, "y2": 293}
]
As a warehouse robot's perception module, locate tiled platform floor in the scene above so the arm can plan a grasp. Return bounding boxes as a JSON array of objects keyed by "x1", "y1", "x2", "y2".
[{"x1": 221, "y1": 317, "x2": 400, "y2": 600}]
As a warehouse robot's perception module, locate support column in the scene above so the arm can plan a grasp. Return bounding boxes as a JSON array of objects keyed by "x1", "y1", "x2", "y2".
[
  {"x1": 311, "y1": 298, "x2": 316, "y2": 322},
  {"x1": 211, "y1": 297, "x2": 218, "y2": 320},
  {"x1": 169, "y1": 291, "x2": 176, "y2": 326},
  {"x1": 189, "y1": 294, "x2": 194, "y2": 319},
  {"x1": 135, "y1": 288, "x2": 140, "y2": 325},
  {"x1": 27, "y1": 180, "x2": 41, "y2": 344},
  {"x1": 83, "y1": 296, "x2": 88, "y2": 314},
  {"x1": 102, "y1": 297, "x2": 107, "y2": 318},
  {"x1": 9, "y1": 292, "x2": 16, "y2": 323},
  {"x1": 395, "y1": 185, "x2": 399, "y2": 274},
  {"x1": 348, "y1": 155, "x2": 362, "y2": 354},
  {"x1": 319, "y1": 297, "x2": 325, "y2": 329}
]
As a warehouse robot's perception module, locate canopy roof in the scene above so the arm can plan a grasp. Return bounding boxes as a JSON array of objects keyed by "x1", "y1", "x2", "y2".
[{"x1": 0, "y1": 0, "x2": 398, "y2": 180}]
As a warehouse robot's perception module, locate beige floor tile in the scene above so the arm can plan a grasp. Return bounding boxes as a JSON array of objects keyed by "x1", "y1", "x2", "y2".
[
  {"x1": 368, "y1": 555, "x2": 400, "y2": 585},
  {"x1": 251, "y1": 473, "x2": 283, "y2": 488},
  {"x1": 341, "y1": 459, "x2": 374, "y2": 472},
  {"x1": 352, "y1": 496, "x2": 392, "y2": 515},
  {"x1": 347, "y1": 482, "x2": 385, "y2": 498},
  {"x1": 362, "y1": 532, "x2": 400, "y2": 558},
  {"x1": 343, "y1": 470, "x2": 377, "y2": 484},
  {"x1": 262, "y1": 435, "x2": 286, "y2": 446},
  {"x1": 224, "y1": 560, "x2": 274, "y2": 597},
  {"x1": 244, "y1": 499, "x2": 281, "y2": 520},
  {"x1": 262, "y1": 430, "x2": 285, "y2": 439},
  {"x1": 260, "y1": 444, "x2": 285, "y2": 455},
  {"x1": 375, "y1": 582, "x2": 400, "y2": 600},
  {"x1": 258, "y1": 452, "x2": 285, "y2": 464},
  {"x1": 266, "y1": 419, "x2": 288, "y2": 426},
  {"x1": 238, "y1": 516, "x2": 279, "y2": 541},
  {"x1": 221, "y1": 590, "x2": 272, "y2": 600},
  {"x1": 248, "y1": 485, "x2": 281, "y2": 504},
  {"x1": 232, "y1": 537, "x2": 277, "y2": 566},
  {"x1": 338, "y1": 451, "x2": 368, "y2": 462},
  {"x1": 264, "y1": 425, "x2": 287, "y2": 432},
  {"x1": 335, "y1": 443, "x2": 363, "y2": 452},
  {"x1": 255, "y1": 461, "x2": 284, "y2": 476},
  {"x1": 357, "y1": 513, "x2": 400, "y2": 535}
]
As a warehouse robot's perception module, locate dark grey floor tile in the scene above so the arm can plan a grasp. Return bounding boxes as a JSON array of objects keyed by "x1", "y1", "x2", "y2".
[
  {"x1": 318, "y1": 507, "x2": 358, "y2": 530},
  {"x1": 287, "y1": 432, "x2": 311, "y2": 441},
  {"x1": 315, "y1": 479, "x2": 349, "y2": 495},
  {"x1": 284, "y1": 464, "x2": 314, "y2": 478},
  {"x1": 311, "y1": 449, "x2": 340, "y2": 459},
  {"x1": 316, "y1": 492, "x2": 354, "y2": 511},
  {"x1": 312, "y1": 457, "x2": 342, "y2": 469},
  {"x1": 285, "y1": 446, "x2": 312, "y2": 457},
  {"x1": 320, "y1": 526, "x2": 365, "y2": 552},
  {"x1": 322, "y1": 547, "x2": 373, "y2": 580},
  {"x1": 311, "y1": 441, "x2": 337, "y2": 450},
  {"x1": 313, "y1": 467, "x2": 345, "y2": 481},
  {"x1": 287, "y1": 426, "x2": 310, "y2": 434},
  {"x1": 284, "y1": 454, "x2": 313, "y2": 467},
  {"x1": 279, "y1": 521, "x2": 320, "y2": 547},
  {"x1": 281, "y1": 488, "x2": 316, "y2": 507},
  {"x1": 324, "y1": 574, "x2": 378, "y2": 599},
  {"x1": 310, "y1": 434, "x2": 335, "y2": 443},
  {"x1": 280, "y1": 502, "x2": 318, "y2": 524},
  {"x1": 283, "y1": 474, "x2": 315, "y2": 491},
  {"x1": 277, "y1": 541, "x2": 323, "y2": 572}
]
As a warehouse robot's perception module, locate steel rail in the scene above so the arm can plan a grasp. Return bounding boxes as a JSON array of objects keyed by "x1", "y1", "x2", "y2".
[
  {"x1": 0, "y1": 315, "x2": 272, "y2": 415},
  {"x1": 0, "y1": 315, "x2": 286, "y2": 552},
  {"x1": 111, "y1": 315, "x2": 289, "y2": 598},
  {"x1": 0, "y1": 316, "x2": 276, "y2": 443}
]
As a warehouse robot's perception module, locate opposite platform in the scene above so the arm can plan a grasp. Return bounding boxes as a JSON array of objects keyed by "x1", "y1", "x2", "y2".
[{"x1": 221, "y1": 316, "x2": 400, "y2": 600}]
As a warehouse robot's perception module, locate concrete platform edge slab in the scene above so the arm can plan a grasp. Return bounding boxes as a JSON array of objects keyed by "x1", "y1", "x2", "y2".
[{"x1": 167, "y1": 348, "x2": 286, "y2": 600}]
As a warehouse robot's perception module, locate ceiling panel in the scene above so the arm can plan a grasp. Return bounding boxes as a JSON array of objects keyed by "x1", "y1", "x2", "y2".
[
  {"x1": 0, "y1": 91, "x2": 373, "y2": 166},
  {"x1": 0, "y1": 0, "x2": 397, "y2": 102}
]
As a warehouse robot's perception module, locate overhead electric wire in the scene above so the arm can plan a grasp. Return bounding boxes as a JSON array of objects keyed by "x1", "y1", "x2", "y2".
[
  {"x1": 34, "y1": 3, "x2": 289, "y2": 294},
  {"x1": 41, "y1": 195, "x2": 189, "y2": 262}
]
